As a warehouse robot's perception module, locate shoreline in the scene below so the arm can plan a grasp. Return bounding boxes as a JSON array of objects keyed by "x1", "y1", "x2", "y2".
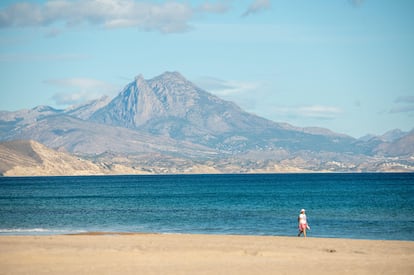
[
  {"x1": 1, "y1": 230, "x2": 413, "y2": 242},
  {"x1": 1, "y1": 233, "x2": 413, "y2": 275},
  {"x1": 1, "y1": 229, "x2": 413, "y2": 242}
]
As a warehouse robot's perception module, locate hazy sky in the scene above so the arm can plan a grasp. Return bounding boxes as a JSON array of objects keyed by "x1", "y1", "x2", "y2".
[{"x1": 0, "y1": 0, "x2": 413, "y2": 137}]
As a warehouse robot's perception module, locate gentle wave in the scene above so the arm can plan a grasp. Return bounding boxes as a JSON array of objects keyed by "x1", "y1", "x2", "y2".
[
  {"x1": 0, "y1": 228, "x2": 86, "y2": 235},
  {"x1": 0, "y1": 228, "x2": 51, "y2": 233}
]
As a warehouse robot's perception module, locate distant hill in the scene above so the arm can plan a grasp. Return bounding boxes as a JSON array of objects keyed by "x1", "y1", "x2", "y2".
[
  {"x1": 373, "y1": 130, "x2": 414, "y2": 157},
  {"x1": 0, "y1": 72, "x2": 413, "y2": 174},
  {"x1": 0, "y1": 140, "x2": 147, "y2": 176}
]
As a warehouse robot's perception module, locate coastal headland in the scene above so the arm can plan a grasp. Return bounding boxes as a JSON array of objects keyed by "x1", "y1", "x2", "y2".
[{"x1": 0, "y1": 233, "x2": 413, "y2": 274}]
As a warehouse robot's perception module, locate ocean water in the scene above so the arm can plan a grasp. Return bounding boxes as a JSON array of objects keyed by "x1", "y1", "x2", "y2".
[{"x1": 0, "y1": 173, "x2": 413, "y2": 240}]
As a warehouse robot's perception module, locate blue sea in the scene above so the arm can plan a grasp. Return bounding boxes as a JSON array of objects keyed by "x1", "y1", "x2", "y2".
[{"x1": 0, "y1": 173, "x2": 413, "y2": 240}]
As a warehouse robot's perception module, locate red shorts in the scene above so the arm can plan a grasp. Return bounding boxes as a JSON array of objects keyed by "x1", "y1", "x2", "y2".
[{"x1": 299, "y1": 223, "x2": 308, "y2": 231}]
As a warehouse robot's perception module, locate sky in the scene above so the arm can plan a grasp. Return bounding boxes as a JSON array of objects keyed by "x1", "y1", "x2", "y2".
[{"x1": 0, "y1": 0, "x2": 413, "y2": 138}]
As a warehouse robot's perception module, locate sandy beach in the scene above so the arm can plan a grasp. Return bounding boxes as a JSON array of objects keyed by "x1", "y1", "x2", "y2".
[{"x1": 0, "y1": 233, "x2": 413, "y2": 275}]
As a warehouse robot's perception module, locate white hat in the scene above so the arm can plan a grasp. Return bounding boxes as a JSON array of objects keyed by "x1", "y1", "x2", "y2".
[{"x1": 300, "y1": 209, "x2": 305, "y2": 212}]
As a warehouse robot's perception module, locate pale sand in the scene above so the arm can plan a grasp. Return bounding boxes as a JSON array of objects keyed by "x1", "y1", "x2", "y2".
[{"x1": 0, "y1": 234, "x2": 413, "y2": 275}]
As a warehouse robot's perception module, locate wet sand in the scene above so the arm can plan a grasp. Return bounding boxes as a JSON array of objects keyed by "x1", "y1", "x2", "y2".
[{"x1": 0, "y1": 233, "x2": 413, "y2": 274}]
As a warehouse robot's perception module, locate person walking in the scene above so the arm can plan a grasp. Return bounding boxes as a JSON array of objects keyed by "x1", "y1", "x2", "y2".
[{"x1": 298, "y1": 209, "x2": 310, "y2": 237}]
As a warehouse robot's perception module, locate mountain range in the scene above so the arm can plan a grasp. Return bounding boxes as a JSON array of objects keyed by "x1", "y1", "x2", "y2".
[{"x1": 1, "y1": 71, "x2": 413, "y2": 175}]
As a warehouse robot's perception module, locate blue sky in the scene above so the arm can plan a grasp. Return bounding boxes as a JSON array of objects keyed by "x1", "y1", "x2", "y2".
[{"x1": 0, "y1": 0, "x2": 413, "y2": 138}]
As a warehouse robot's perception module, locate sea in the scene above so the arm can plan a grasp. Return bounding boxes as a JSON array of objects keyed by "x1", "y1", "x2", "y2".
[{"x1": 0, "y1": 173, "x2": 413, "y2": 240}]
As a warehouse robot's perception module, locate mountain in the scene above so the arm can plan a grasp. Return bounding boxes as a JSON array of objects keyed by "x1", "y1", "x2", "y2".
[
  {"x1": 0, "y1": 72, "x2": 413, "y2": 174},
  {"x1": 0, "y1": 140, "x2": 146, "y2": 176},
  {"x1": 90, "y1": 72, "x2": 358, "y2": 153},
  {"x1": 90, "y1": 72, "x2": 275, "y2": 145}
]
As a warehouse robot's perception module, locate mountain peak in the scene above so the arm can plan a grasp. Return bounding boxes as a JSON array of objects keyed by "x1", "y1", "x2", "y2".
[
  {"x1": 134, "y1": 74, "x2": 145, "y2": 83},
  {"x1": 90, "y1": 73, "x2": 166, "y2": 128},
  {"x1": 152, "y1": 71, "x2": 188, "y2": 84},
  {"x1": 161, "y1": 71, "x2": 184, "y2": 79}
]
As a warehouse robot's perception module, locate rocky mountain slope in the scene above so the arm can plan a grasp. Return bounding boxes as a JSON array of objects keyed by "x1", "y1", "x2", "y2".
[
  {"x1": 0, "y1": 72, "x2": 413, "y2": 174},
  {"x1": 0, "y1": 140, "x2": 147, "y2": 176}
]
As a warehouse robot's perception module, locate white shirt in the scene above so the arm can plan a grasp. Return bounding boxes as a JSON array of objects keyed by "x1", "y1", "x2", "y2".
[{"x1": 299, "y1": 213, "x2": 307, "y2": 224}]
